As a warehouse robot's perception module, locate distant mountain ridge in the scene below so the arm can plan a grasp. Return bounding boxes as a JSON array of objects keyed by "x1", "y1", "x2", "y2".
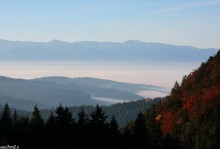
[
  {"x1": 33, "y1": 76, "x2": 167, "y2": 94},
  {"x1": 0, "y1": 39, "x2": 217, "y2": 62},
  {"x1": 0, "y1": 76, "x2": 166, "y2": 110}
]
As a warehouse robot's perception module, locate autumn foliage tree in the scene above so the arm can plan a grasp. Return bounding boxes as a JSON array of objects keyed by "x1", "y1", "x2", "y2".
[{"x1": 155, "y1": 50, "x2": 220, "y2": 148}]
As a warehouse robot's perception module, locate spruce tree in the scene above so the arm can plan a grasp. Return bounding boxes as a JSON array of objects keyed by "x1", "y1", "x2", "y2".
[
  {"x1": 77, "y1": 106, "x2": 89, "y2": 127},
  {"x1": 46, "y1": 112, "x2": 56, "y2": 128},
  {"x1": 89, "y1": 104, "x2": 108, "y2": 148},
  {"x1": 134, "y1": 112, "x2": 146, "y2": 134},
  {"x1": 31, "y1": 105, "x2": 44, "y2": 127},
  {"x1": 0, "y1": 103, "x2": 12, "y2": 131},
  {"x1": 55, "y1": 104, "x2": 74, "y2": 128},
  {"x1": 109, "y1": 115, "x2": 120, "y2": 148},
  {"x1": 55, "y1": 103, "x2": 64, "y2": 125},
  {"x1": 109, "y1": 115, "x2": 119, "y2": 135},
  {"x1": 133, "y1": 112, "x2": 149, "y2": 148},
  {"x1": 12, "y1": 110, "x2": 18, "y2": 126},
  {"x1": 90, "y1": 104, "x2": 107, "y2": 126}
]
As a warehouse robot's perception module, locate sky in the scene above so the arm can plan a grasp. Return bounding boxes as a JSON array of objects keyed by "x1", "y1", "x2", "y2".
[{"x1": 0, "y1": 0, "x2": 220, "y2": 48}]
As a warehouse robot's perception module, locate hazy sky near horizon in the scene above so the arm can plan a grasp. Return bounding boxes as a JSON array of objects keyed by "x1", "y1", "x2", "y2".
[{"x1": 0, "y1": 0, "x2": 220, "y2": 48}]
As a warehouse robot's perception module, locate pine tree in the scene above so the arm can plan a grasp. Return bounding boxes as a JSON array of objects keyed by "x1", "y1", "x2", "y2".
[
  {"x1": 145, "y1": 106, "x2": 163, "y2": 149},
  {"x1": 89, "y1": 105, "x2": 108, "y2": 148},
  {"x1": 54, "y1": 105, "x2": 75, "y2": 148},
  {"x1": 77, "y1": 106, "x2": 89, "y2": 127},
  {"x1": 31, "y1": 105, "x2": 44, "y2": 127},
  {"x1": 90, "y1": 104, "x2": 107, "y2": 126},
  {"x1": 45, "y1": 112, "x2": 58, "y2": 149},
  {"x1": 109, "y1": 115, "x2": 120, "y2": 147},
  {"x1": 63, "y1": 106, "x2": 74, "y2": 126},
  {"x1": 55, "y1": 103, "x2": 64, "y2": 124},
  {"x1": 55, "y1": 104, "x2": 74, "y2": 128},
  {"x1": 134, "y1": 112, "x2": 146, "y2": 134},
  {"x1": 171, "y1": 81, "x2": 180, "y2": 94},
  {"x1": 46, "y1": 112, "x2": 56, "y2": 128},
  {"x1": 109, "y1": 115, "x2": 119, "y2": 135},
  {"x1": 0, "y1": 103, "x2": 12, "y2": 131},
  {"x1": 133, "y1": 112, "x2": 149, "y2": 148},
  {"x1": 12, "y1": 110, "x2": 18, "y2": 126}
]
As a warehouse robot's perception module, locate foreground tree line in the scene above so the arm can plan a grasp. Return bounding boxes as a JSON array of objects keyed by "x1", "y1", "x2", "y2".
[
  {"x1": 0, "y1": 101, "x2": 220, "y2": 149},
  {"x1": 0, "y1": 103, "x2": 180, "y2": 149}
]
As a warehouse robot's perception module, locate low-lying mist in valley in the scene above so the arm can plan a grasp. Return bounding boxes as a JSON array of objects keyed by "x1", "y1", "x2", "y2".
[{"x1": 0, "y1": 61, "x2": 199, "y2": 90}]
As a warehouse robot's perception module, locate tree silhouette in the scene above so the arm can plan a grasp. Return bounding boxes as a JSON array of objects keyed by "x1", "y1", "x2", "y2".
[
  {"x1": 77, "y1": 106, "x2": 89, "y2": 127},
  {"x1": 12, "y1": 110, "x2": 18, "y2": 126},
  {"x1": 45, "y1": 112, "x2": 56, "y2": 128},
  {"x1": 89, "y1": 104, "x2": 108, "y2": 148},
  {"x1": 90, "y1": 104, "x2": 107, "y2": 126},
  {"x1": 55, "y1": 104, "x2": 75, "y2": 148},
  {"x1": 134, "y1": 112, "x2": 146, "y2": 134},
  {"x1": 31, "y1": 105, "x2": 44, "y2": 127},
  {"x1": 109, "y1": 115, "x2": 119, "y2": 135},
  {"x1": 0, "y1": 103, "x2": 12, "y2": 132},
  {"x1": 55, "y1": 104, "x2": 74, "y2": 128},
  {"x1": 44, "y1": 112, "x2": 58, "y2": 149},
  {"x1": 109, "y1": 115, "x2": 120, "y2": 148},
  {"x1": 145, "y1": 106, "x2": 163, "y2": 149},
  {"x1": 133, "y1": 112, "x2": 149, "y2": 148}
]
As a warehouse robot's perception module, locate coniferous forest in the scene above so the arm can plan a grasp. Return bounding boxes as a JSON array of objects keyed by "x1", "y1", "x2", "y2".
[
  {"x1": 0, "y1": 50, "x2": 220, "y2": 149},
  {"x1": 0, "y1": 103, "x2": 166, "y2": 149}
]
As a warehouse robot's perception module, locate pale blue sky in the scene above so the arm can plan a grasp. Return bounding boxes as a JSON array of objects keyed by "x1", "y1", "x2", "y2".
[{"x1": 0, "y1": 0, "x2": 220, "y2": 48}]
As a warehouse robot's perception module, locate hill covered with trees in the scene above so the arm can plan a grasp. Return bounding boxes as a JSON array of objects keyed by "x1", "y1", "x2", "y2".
[
  {"x1": 0, "y1": 76, "x2": 161, "y2": 110},
  {"x1": 117, "y1": 50, "x2": 220, "y2": 149},
  {"x1": 42, "y1": 98, "x2": 161, "y2": 127},
  {"x1": 153, "y1": 50, "x2": 220, "y2": 148},
  {"x1": 0, "y1": 98, "x2": 161, "y2": 127}
]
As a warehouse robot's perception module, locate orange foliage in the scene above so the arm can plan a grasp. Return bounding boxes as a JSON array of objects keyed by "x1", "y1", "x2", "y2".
[
  {"x1": 160, "y1": 112, "x2": 174, "y2": 136},
  {"x1": 155, "y1": 114, "x2": 162, "y2": 121},
  {"x1": 157, "y1": 51, "x2": 220, "y2": 136}
]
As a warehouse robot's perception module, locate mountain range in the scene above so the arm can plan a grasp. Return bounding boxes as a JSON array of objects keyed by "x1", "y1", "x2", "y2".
[
  {"x1": 0, "y1": 76, "x2": 166, "y2": 110},
  {"x1": 0, "y1": 39, "x2": 217, "y2": 62}
]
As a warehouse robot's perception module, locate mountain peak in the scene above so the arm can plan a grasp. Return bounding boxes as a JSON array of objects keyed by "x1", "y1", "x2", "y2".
[
  {"x1": 124, "y1": 40, "x2": 145, "y2": 44},
  {"x1": 48, "y1": 39, "x2": 70, "y2": 45}
]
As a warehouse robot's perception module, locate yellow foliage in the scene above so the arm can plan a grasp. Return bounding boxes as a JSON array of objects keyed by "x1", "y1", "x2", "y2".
[{"x1": 155, "y1": 114, "x2": 162, "y2": 121}]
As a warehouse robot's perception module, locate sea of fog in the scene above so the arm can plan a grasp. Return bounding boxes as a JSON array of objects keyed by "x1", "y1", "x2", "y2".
[{"x1": 0, "y1": 61, "x2": 200, "y2": 98}]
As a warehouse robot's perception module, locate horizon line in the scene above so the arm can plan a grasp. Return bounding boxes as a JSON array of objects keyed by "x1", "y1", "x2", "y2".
[{"x1": 0, "y1": 38, "x2": 218, "y2": 49}]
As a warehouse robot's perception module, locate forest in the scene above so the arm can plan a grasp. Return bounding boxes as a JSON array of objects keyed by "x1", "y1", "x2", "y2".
[
  {"x1": 0, "y1": 103, "x2": 173, "y2": 149},
  {"x1": 0, "y1": 50, "x2": 220, "y2": 149}
]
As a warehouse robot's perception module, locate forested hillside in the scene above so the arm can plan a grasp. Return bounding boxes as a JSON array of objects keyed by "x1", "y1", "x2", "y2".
[
  {"x1": 0, "y1": 76, "x2": 150, "y2": 110},
  {"x1": 121, "y1": 50, "x2": 220, "y2": 149},
  {"x1": 0, "y1": 99, "x2": 160, "y2": 127},
  {"x1": 42, "y1": 98, "x2": 161, "y2": 127},
  {"x1": 155, "y1": 50, "x2": 220, "y2": 148}
]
